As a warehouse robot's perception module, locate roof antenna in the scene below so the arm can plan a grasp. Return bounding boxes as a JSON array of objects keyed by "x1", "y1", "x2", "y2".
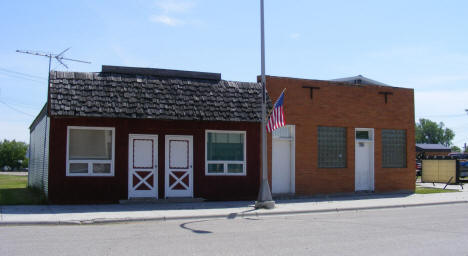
[
  {"x1": 16, "y1": 48, "x2": 91, "y2": 71},
  {"x1": 15, "y1": 48, "x2": 91, "y2": 113}
]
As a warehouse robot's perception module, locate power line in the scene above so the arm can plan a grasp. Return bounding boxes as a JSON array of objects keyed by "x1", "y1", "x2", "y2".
[
  {"x1": 0, "y1": 96, "x2": 42, "y2": 108},
  {"x1": 0, "y1": 71, "x2": 45, "y2": 84},
  {"x1": 1, "y1": 98, "x2": 40, "y2": 109},
  {"x1": 0, "y1": 67, "x2": 47, "y2": 80},
  {"x1": 0, "y1": 99, "x2": 34, "y2": 117}
]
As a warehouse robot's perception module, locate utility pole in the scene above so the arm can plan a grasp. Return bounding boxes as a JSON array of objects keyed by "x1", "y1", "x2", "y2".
[{"x1": 255, "y1": 0, "x2": 275, "y2": 209}]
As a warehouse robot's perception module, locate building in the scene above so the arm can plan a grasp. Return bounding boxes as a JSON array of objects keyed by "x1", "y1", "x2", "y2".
[
  {"x1": 416, "y1": 143, "x2": 451, "y2": 158},
  {"x1": 28, "y1": 66, "x2": 416, "y2": 203},
  {"x1": 28, "y1": 66, "x2": 263, "y2": 203},
  {"x1": 265, "y1": 75, "x2": 415, "y2": 195}
]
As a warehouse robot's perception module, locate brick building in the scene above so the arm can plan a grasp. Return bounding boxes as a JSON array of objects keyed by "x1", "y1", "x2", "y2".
[{"x1": 265, "y1": 75, "x2": 415, "y2": 195}]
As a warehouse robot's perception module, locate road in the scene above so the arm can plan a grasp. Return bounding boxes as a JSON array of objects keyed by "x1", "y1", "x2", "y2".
[{"x1": 1, "y1": 204, "x2": 467, "y2": 256}]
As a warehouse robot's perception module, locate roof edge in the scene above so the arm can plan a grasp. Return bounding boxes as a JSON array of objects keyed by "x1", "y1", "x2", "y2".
[
  {"x1": 29, "y1": 103, "x2": 48, "y2": 131},
  {"x1": 101, "y1": 65, "x2": 221, "y2": 81},
  {"x1": 262, "y1": 75, "x2": 413, "y2": 90}
]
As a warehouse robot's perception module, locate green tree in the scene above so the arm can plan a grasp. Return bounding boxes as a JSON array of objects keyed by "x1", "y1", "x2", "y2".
[
  {"x1": 415, "y1": 118, "x2": 455, "y2": 147},
  {"x1": 451, "y1": 146, "x2": 461, "y2": 152},
  {"x1": 0, "y1": 139, "x2": 29, "y2": 170}
]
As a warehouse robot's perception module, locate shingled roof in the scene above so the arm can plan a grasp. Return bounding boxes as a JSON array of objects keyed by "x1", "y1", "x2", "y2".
[{"x1": 48, "y1": 66, "x2": 263, "y2": 122}]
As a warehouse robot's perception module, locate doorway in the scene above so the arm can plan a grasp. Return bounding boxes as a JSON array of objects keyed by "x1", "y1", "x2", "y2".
[
  {"x1": 272, "y1": 125, "x2": 295, "y2": 194},
  {"x1": 355, "y1": 128, "x2": 374, "y2": 191}
]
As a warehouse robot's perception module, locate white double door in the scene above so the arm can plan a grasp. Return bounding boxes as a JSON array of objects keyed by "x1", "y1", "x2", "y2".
[{"x1": 128, "y1": 134, "x2": 193, "y2": 199}]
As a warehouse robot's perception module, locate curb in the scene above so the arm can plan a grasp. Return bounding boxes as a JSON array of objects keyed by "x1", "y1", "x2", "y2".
[{"x1": 1, "y1": 200, "x2": 467, "y2": 226}]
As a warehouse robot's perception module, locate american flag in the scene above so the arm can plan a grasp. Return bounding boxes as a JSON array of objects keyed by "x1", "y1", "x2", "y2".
[{"x1": 266, "y1": 90, "x2": 285, "y2": 133}]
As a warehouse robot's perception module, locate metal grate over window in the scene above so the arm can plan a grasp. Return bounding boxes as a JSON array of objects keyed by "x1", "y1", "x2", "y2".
[
  {"x1": 382, "y1": 129, "x2": 407, "y2": 168},
  {"x1": 318, "y1": 126, "x2": 347, "y2": 168}
]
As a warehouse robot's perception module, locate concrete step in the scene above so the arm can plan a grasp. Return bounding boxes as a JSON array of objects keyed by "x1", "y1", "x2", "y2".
[{"x1": 119, "y1": 197, "x2": 205, "y2": 204}]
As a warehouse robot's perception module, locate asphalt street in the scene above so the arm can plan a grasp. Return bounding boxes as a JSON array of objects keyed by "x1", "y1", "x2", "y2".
[{"x1": 1, "y1": 204, "x2": 467, "y2": 256}]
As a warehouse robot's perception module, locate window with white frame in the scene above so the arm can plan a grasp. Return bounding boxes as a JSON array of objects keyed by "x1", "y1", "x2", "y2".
[
  {"x1": 66, "y1": 126, "x2": 115, "y2": 176},
  {"x1": 205, "y1": 130, "x2": 246, "y2": 175}
]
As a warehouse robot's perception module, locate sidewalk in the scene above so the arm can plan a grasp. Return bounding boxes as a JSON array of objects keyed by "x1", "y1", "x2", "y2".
[{"x1": 1, "y1": 189, "x2": 468, "y2": 226}]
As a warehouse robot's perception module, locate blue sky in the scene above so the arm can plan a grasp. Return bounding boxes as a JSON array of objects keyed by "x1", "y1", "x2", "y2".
[{"x1": 1, "y1": 0, "x2": 468, "y2": 148}]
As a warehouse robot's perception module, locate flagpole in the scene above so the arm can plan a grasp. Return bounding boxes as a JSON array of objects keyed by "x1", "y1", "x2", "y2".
[{"x1": 255, "y1": 0, "x2": 275, "y2": 209}]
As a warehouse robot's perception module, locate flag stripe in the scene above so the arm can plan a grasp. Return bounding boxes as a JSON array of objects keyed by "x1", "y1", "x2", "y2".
[{"x1": 266, "y1": 91, "x2": 285, "y2": 133}]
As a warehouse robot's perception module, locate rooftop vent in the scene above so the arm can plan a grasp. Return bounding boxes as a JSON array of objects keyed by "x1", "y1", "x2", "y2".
[{"x1": 101, "y1": 65, "x2": 221, "y2": 81}]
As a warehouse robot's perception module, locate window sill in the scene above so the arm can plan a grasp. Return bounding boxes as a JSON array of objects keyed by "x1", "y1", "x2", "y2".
[
  {"x1": 205, "y1": 173, "x2": 246, "y2": 176},
  {"x1": 66, "y1": 174, "x2": 115, "y2": 177}
]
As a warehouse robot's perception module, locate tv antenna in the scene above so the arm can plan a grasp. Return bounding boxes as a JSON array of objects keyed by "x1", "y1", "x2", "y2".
[
  {"x1": 16, "y1": 48, "x2": 91, "y2": 73},
  {"x1": 15, "y1": 48, "x2": 91, "y2": 118}
]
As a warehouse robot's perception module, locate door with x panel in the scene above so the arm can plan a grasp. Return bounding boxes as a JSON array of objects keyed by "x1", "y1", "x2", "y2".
[
  {"x1": 165, "y1": 135, "x2": 193, "y2": 197},
  {"x1": 128, "y1": 134, "x2": 158, "y2": 199}
]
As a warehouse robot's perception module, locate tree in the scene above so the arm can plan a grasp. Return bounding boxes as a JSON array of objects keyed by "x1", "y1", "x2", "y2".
[
  {"x1": 0, "y1": 139, "x2": 28, "y2": 170},
  {"x1": 451, "y1": 146, "x2": 461, "y2": 152},
  {"x1": 415, "y1": 118, "x2": 455, "y2": 147}
]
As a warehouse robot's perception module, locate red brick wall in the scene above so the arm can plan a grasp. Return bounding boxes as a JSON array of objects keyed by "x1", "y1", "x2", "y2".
[{"x1": 265, "y1": 76, "x2": 415, "y2": 195}]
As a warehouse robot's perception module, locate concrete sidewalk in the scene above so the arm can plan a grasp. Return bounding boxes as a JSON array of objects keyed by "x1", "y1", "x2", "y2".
[{"x1": 1, "y1": 190, "x2": 468, "y2": 226}]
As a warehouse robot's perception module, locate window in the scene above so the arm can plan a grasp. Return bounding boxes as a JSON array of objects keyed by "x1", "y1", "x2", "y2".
[
  {"x1": 382, "y1": 129, "x2": 406, "y2": 168},
  {"x1": 205, "y1": 130, "x2": 246, "y2": 175},
  {"x1": 318, "y1": 126, "x2": 346, "y2": 168},
  {"x1": 66, "y1": 126, "x2": 115, "y2": 176},
  {"x1": 356, "y1": 130, "x2": 370, "y2": 140}
]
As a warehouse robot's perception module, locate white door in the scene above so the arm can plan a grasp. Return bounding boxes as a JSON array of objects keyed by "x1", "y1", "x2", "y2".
[
  {"x1": 128, "y1": 134, "x2": 158, "y2": 198},
  {"x1": 273, "y1": 140, "x2": 291, "y2": 193},
  {"x1": 272, "y1": 125, "x2": 295, "y2": 194},
  {"x1": 165, "y1": 135, "x2": 193, "y2": 197},
  {"x1": 355, "y1": 129, "x2": 374, "y2": 191}
]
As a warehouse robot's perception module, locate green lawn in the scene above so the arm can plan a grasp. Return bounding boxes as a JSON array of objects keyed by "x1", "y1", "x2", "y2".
[
  {"x1": 0, "y1": 175, "x2": 46, "y2": 205},
  {"x1": 415, "y1": 186, "x2": 459, "y2": 194}
]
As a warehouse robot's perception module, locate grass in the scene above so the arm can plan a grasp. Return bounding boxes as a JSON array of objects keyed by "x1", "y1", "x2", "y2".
[
  {"x1": 0, "y1": 175, "x2": 46, "y2": 205},
  {"x1": 415, "y1": 186, "x2": 459, "y2": 194}
]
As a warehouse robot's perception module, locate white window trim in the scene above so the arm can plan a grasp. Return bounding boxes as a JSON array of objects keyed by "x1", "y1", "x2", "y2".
[
  {"x1": 205, "y1": 130, "x2": 247, "y2": 176},
  {"x1": 66, "y1": 126, "x2": 115, "y2": 177}
]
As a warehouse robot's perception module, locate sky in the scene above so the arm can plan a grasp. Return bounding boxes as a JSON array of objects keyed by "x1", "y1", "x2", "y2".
[{"x1": 1, "y1": 0, "x2": 468, "y2": 148}]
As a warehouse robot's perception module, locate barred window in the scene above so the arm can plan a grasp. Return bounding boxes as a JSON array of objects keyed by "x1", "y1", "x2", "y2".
[
  {"x1": 318, "y1": 126, "x2": 346, "y2": 168},
  {"x1": 382, "y1": 129, "x2": 406, "y2": 168}
]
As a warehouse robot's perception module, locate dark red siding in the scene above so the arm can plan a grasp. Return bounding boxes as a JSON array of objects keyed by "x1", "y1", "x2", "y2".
[{"x1": 48, "y1": 117, "x2": 260, "y2": 203}]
